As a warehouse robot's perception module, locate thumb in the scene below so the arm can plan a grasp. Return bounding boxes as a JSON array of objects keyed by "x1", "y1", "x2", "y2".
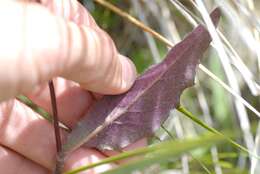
[
  {"x1": 0, "y1": 2, "x2": 136, "y2": 101},
  {"x1": 61, "y1": 24, "x2": 137, "y2": 95}
]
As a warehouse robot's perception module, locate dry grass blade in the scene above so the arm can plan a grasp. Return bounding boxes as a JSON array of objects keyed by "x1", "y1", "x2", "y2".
[
  {"x1": 93, "y1": 0, "x2": 260, "y2": 120},
  {"x1": 131, "y1": 0, "x2": 161, "y2": 63},
  {"x1": 195, "y1": 0, "x2": 254, "y2": 167},
  {"x1": 170, "y1": 0, "x2": 260, "y2": 96}
]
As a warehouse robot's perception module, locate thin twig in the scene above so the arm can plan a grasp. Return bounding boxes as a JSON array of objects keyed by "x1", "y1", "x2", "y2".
[{"x1": 48, "y1": 80, "x2": 62, "y2": 174}]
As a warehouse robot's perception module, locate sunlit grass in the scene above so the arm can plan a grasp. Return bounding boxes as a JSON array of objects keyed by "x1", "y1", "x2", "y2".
[{"x1": 85, "y1": 0, "x2": 260, "y2": 173}]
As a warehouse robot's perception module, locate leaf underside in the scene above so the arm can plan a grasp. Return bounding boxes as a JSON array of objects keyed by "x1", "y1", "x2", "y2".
[{"x1": 62, "y1": 8, "x2": 221, "y2": 153}]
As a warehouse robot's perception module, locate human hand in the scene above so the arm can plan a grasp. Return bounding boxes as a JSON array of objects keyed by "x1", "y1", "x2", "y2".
[{"x1": 0, "y1": 0, "x2": 145, "y2": 173}]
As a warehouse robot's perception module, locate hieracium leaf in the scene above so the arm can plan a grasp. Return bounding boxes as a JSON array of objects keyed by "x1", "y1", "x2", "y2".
[{"x1": 62, "y1": 8, "x2": 221, "y2": 154}]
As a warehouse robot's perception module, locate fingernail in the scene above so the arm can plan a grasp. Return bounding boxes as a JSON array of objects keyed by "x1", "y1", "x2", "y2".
[{"x1": 120, "y1": 55, "x2": 137, "y2": 91}]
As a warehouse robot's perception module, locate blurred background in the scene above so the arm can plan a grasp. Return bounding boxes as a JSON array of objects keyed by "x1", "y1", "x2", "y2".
[{"x1": 79, "y1": 0, "x2": 260, "y2": 173}]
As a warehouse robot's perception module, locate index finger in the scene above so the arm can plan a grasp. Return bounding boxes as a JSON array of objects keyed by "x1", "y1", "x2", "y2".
[
  {"x1": 40, "y1": 0, "x2": 98, "y2": 27},
  {"x1": 0, "y1": 1, "x2": 136, "y2": 101}
]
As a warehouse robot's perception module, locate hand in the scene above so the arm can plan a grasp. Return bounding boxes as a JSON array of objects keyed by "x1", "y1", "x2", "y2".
[{"x1": 0, "y1": 0, "x2": 145, "y2": 173}]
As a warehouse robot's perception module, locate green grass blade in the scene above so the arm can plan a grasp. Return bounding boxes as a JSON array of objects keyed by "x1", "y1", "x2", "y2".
[
  {"x1": 65, "y1": 134, "x2": 223, "y2": 174},
  {"x1": 16, "y1": 95, "x2": 69, "y2": 131},
  {"x1": 161, "y1": 125, "x2": 213, "y2": 174},
  {"x1": 16, "y1": 95, "x2": 53, "y2": 122},
  {"x1": 177, "y1": 106, "x2": 259, "y2": 160},
  {"x1": 101, "y1": 134, "x2": 222, "y2": 174}
]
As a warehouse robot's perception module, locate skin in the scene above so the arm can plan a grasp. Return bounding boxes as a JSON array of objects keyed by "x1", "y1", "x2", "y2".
[{"x1": 0, "y1": 0, "x2": 146, "y2": 173}]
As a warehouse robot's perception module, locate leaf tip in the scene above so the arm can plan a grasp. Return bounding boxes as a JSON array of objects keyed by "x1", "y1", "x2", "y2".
[{"x1": 210, "y1": 7, "x2": 221, "y2": 27}]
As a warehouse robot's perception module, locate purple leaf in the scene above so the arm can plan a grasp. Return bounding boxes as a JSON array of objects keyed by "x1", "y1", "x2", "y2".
[{"x1": 62, "y1": 8, "x2": 221, "y2": 153}]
